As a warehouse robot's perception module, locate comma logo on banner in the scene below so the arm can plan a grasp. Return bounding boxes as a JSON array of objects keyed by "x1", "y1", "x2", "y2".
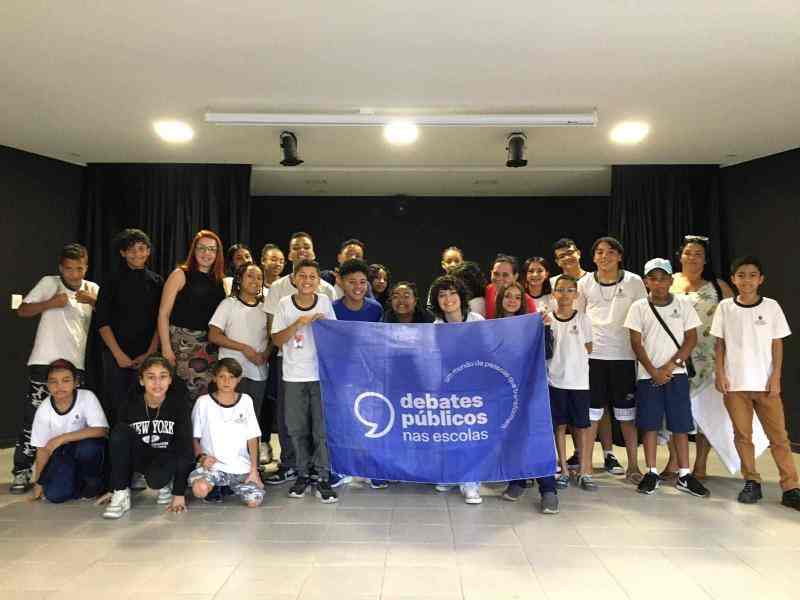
[{"x1": 354, "y1": 392, "x2": 396, "y2": 438}]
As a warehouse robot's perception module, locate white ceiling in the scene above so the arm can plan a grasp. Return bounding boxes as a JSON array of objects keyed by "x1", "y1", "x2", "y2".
[{"x1": 1, "y1": 1, "x2": 799, "y2": 196}]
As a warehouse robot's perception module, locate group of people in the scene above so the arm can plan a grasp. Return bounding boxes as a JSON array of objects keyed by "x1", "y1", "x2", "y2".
[{"x1": 10, "y1": 226, "x2": 800, "y2": 519}]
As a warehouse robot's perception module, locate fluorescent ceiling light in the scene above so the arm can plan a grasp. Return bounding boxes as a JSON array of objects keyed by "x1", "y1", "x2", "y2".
[
  {"x1": 610, "y1": 121, "x2": 649, "y2": 144},
  {"x1": 153, "y1": 120, "x2": 194, "y2": 143},
  {"x1": 205, "y1": 111, "x2": 597, "y2": 128},
  {"x1": 384, "y1": 121, "x2": 418, "y2": 145}
]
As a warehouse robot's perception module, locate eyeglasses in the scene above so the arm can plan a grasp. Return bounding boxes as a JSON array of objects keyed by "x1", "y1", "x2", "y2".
[
  {"x1": 554, "y1": 287, "x2": 577, "y2": 293},
  {"x1": 196, "y1": 244, "x2": 218, "y2": 254},
  {"x1": 684, "y1": 235, "x2": 709, "y2": 243}
]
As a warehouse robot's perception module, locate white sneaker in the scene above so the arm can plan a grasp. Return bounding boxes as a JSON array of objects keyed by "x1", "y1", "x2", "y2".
[
  {"x1": 460, "y1": 483, "x2": 482, "y2": 504},
  {"x1": 103, "y1": 488, "x2": 131, "y2": 519},
  {"x1": 156, "y1": 483, "x2": 173, "y2": 505},
  {"x1": 434, "y1": 484, "x2": 453, "y2": 493},
  {"x1": 130, "y1": 472, "x2": 147, "y2": 490}
]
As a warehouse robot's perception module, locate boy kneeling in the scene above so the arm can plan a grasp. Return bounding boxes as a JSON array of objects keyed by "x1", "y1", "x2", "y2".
[
  {"x1": 625, "y1": 259, "x2": 709, "y2": 497},
  {"x1": 189, "y1": 358, "x2": 265, "y2": 508}
]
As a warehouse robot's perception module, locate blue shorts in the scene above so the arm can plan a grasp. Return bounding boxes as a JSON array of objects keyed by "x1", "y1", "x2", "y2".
[
  {"x1": 635, "y1": 374, "x2": 692, "y2": 433},
  {"x1": 549, "y1": 387, "x2": 591, "y2": 429}
]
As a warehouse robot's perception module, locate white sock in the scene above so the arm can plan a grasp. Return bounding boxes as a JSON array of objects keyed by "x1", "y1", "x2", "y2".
[
  {"x1": 604, "y1": 450, "x2": 614, "y2": 458},
  {"x1": 678, "y1": 468, "x2": 691, "y2": 478},
  {"x1": 649, "y1": 467, "x2": 658, "y2": 474}
]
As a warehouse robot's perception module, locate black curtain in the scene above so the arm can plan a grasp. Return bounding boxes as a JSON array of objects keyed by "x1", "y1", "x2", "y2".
[
  {"x1": 608, "y1": 165, "x2": 722, "y2": 276},
  {"x1": 79, "y1": 164, "x2": 251, "y2": 281},
  {"x1": 78, "y1": 164, "x2": 251, "y2": 393}
]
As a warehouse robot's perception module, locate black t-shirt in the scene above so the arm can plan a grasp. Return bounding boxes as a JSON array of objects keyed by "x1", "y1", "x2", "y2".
[
  {"x1": 95, "y1": 265, "x2": 164, "y2": 356},
  {"x1": 117, "y1": 387, "x2": 192, "y2": 455}
]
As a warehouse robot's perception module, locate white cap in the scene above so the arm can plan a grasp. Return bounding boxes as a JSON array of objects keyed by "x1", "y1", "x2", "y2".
[{"x1": 643, "y1": 258, "x2": 673, "y2": 276}]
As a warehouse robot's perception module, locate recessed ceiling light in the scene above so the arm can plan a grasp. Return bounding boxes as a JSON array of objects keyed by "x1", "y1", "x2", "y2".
[
  {"x1": 154, "y1": 120, "x2": 194, "y2": 143},
  {"x1": 610, "y1": 121, "x2": 649, "y2": 144},
  {"x1": 384, "y1": 121, "x2": 418, "y2": 145}
]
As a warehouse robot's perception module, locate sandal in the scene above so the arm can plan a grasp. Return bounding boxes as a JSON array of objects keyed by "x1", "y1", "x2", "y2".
[
  {"x1": 625, "y1": 471, "x2": 643, "y2": 485},
  {"x1": 659, "y1": 469, "x2": 679, "y2": 481}
]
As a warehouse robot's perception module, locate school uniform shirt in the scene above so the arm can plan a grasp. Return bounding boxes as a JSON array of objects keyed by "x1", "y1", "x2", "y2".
[
  {"x1": 94, "y1": 265, "x2": 163, "y2": 357},
  {"x1": 30, "y1": 389, "x2": 108, "y2": 448},
  {"x1": 117, "y1": 387, "x2": 192, "y2": 453},
  {"x1": 261, "y1": 273, "x2": 336, "y2": 316},
  {"x1": 209, "y1": 296, "x2": 269, "y2": 381},
  {"x1": 271, "y1": 293, "x2": 337, "y2": 382},
  {"x1": 624, "y1": 296, "x2": 702, "y2": 380},
  {"x1": 548, "y1": 311, "x2": 593, "y2": 389},
  {"x1": 484, "y1": 284, "x2": 537, "y2": 319},
  {"x1": 710, "y1": 297, "x2": 791, "y2": 391},
  {"x1": 333, "y1": 297, "x2": 384, "y2": 322},
  {"x1": 433, "y1": 312, "x2": 486, "y2": 324},
  {"x1": 192, "y1": 393, "x2": 261, "y2": 474},
  {"x1": 24, "y1": 276, "x2": 100, "y2": 369},
  {"x1": 578, "y1": 271, "x2": 647, "y2": 361}
]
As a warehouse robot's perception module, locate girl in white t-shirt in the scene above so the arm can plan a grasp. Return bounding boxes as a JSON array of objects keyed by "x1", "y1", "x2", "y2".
[
  {"x1": 30, "y1": 359, "x2": 108, "y2": 503},
  {"x1": 189, "y1": 358, "x2": 265, "y2": 507},
  {"x1": 523, "y1": 256, "x2": 554, "y2": 314},
  {"x1": 430, "y1": 275, "x2": 484, "y2": 504}
]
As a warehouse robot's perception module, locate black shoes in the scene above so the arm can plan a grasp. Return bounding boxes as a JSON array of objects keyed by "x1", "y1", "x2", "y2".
[
  {"x1": 737, "y1": 480, "x2": 763, "y2": 504},
  {"x1": 781, "y1": 488, "x2": 800, "y2": 510},
  {"x1": 637, "y1": 471, "x2": 660, "y2": 495},
  {"x1": 676, "y1": 474, "x2": 710, "y2": 498},
  {"x1": 604, "y1": 454, "x2": 625, "y2": 475}
]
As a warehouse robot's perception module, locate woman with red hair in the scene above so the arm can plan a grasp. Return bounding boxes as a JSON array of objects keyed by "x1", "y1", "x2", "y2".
[{"x1": 157, "y1": 230, "x2": 226, "y2": 401}]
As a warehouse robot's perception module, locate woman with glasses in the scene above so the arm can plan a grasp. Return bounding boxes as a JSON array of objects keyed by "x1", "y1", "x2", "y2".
[{"x1": 158, "y1": 230, "x2": 226, "y2": 401}]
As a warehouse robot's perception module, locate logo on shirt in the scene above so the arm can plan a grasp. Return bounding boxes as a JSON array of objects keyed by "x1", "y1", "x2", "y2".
[
  {"x1": 234, "y1": 412, "x2": 247, "y2": 424},
  {"x1": 616, "y1": 288, "x2": 626, "y2": 297},
  {"x1": 670, "y1": 308, "x2": 681, "y2": 319},
  {"x1": 755, "y1": 315, "x2": 767, "y2": 326},
  {"x1": 569, "y1": 325, "x2": 579, "y2": 335},
  {"x1": 74, "y1": 413, "x2": 81, "y2": 421}
]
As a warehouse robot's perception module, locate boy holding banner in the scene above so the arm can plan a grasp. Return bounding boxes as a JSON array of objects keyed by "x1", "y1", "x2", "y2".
[{"x1": 271, "y1": 259, "x2": 340, "y2": 504}]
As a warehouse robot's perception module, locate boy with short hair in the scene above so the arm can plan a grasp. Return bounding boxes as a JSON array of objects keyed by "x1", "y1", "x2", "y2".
[
  {"x1": 261, "y1": 232, "x2": 336, "y2": 485},
  {"x1": 12, "y1": 243, "x2": 99, "y2": 493},
  {"x1": 96, "y1": 229, "x2": 163, "y2": 419},
  {"x1": 333, "y1": 259, "x2": 384, "y2": 323},
  {"x1": 578, "y1": 236, "x2": 647, "y2": 482},
  {"x1": 271, "y1": 259, "x2": 340, "y2": 503},
  {"x1": 321, "y1": 238, "x2": 368, "y2": 298},
  {"x1": 711, "y1": 256, "x2": 800, "y2": 509},
  {"x1": 547, "y1": 275, "x2": 596, "y2": 491},
  {"x1": 625, "y1": 259, "x2": 709, "y2": 497}
]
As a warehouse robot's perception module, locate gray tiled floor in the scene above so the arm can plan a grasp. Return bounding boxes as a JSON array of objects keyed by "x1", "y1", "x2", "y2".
[{"x1": 1, "y1": 441, "x2": 799, "y2": 600}]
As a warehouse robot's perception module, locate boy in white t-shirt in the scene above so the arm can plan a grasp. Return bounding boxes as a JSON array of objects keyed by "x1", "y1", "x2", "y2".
[
  {"x1": 547, "y1": 275, "x2": 596, "y2": 491},
  {"x1": 12, "y1": 243, "x2": 99, "y2": 494},
  {"x1": 711, "y1": 256, "x2": 800, "y2": 509},
  {"x1": 189, "y1": 358, "x2": 265, "y2": 507},
  {"x1": 30, "y1": 360, "x2": 108, "y2": 503},
  {"x1": 578, "y1": 237, "x2": 648, "y2": 483},
  {"x1": 271, "y1": 259, "x2": 339, "y2": 504},
  {"x1": 625, "y1": 259, "x2": 709, "y2": 498}
]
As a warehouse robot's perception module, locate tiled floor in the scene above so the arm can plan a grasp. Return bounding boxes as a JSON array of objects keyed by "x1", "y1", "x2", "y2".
[{"x1": 1, "y1": 441, "x2": 799, "y2": 600}]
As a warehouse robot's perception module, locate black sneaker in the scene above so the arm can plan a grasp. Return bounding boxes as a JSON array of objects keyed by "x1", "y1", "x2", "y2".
[
  {"x1": 781, "y1": 488, "x2": 800, "y2": 511},
  {"x1": 637, "y1": 472, "x2": 660, "y2": 495},
  {"x1": 604, "y1": 454, "x2": 625, "y2": 475},
  {"x1": 9, "y1": 471, "x2": 31, "y2": 494},
  {"x1": 288, "y1": 476, "x2": 311, "y2": 498},
  {"x1": 265, "y1": 466, "x2": 298, "y2": 485},
  {"x1": 316, "y1": 479, "x2": 339, "y2": 504},
  {"x1": 501, "y1": 482, "x2": 525, "y2": 502},
  {"x1": 566, "y1": 452, "x2": 581, "y2": 471},
  {"x1": 737, "y1": 480, "x2": 762, "y2": 504},
  {"x1": 676, "y1": 474, "x2": 710, "y2": 498}
]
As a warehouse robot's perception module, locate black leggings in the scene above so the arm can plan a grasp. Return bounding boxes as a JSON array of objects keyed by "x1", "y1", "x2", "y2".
[{"x1": 108, "y1": 425, "x2": 193, "y2": 495}]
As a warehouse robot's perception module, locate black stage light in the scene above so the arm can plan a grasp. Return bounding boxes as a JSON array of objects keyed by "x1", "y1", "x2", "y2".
[
  {"x1": 279, "y1": 131, "x2": 304, "y2": 166},
  {"x1": 506, "y1": 132, "x2": 528, "y2": 168}
]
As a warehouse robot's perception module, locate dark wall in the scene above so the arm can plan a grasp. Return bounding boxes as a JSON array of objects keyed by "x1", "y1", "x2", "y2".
[
  {"x1": 251, "y1": 195, "x2": 609, "y2": 299},
  {"x1": 0, "y1": 145, "x2": 84, "y2": 444},
  {"x1": 721, "y1": 147, "x2": 800, "y2": 447}
]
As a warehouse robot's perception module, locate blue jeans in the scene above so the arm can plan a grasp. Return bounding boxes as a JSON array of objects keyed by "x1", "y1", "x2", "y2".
[{"x1": 38, "y1": 438, "x2": 105, "y2": 503}]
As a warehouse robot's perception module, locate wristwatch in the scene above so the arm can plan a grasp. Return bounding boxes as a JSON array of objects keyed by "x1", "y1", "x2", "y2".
[{"x1": 673, "y1": 358, "x2": 685, "y2": 367}]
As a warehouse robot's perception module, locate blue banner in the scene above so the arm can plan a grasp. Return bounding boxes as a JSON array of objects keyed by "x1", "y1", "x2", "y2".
[{"x1": 314, "y1": 314, "x2": 557, "y2": 483}]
